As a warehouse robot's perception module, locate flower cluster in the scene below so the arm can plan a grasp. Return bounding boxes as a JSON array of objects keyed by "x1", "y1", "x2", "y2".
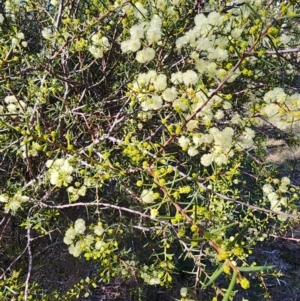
[
  {"x1": 177, "y1": 126, "x2": 237, "y2": 165},
  {"x1": 46, "y1": 158, "x2": 74, "y2": 187},
  {"x1": 200, "y1": 127, "x2": 235, "y2": 166},
  {"x1": 130, "y1": 70, "x2": 230, "y2": 116},
  {"x1": 11, "y1": 31, "x2": 27, "y2": 48},
  {"x1": 4, "y1": 0, "x2": 21, "y2": 19},
  {"x1": 67, "y1": 184, "x2": 87, "y2": 202},
  {"x1": 121, "y1": 14, "x2": 163, "y2": 63},
  {"x1": 130, "y1": 70, "x2": 168, "y2": 111},
  {"x1": 260, "y1": 88, "x2": 300, "y2": 130},
  {"x1": 88, "y1": 34, "x2": 110, "y2": 58},
  {"x1": 0, "y1": 192, "x2": 29, "y2": 214},
  {"x1": 64, "y1": 219, "x2": 106, "y2": 257},
  {"x1": 3, "y1": 95, "x2": 27, "y2": 117},
  {"x1": 262, "y1": 177, "x2": 292, "y2": 219},
  {"x1": 64, "y1": 220, "x2": 83, "y2": 255}
]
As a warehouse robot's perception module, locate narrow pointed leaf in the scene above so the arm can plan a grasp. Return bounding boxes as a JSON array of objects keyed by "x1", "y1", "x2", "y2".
[
  {"x1": 222, "y1": 271, "x2": 237, "y2": 301},
  {"x1": 237, "y1": 265, "x2": 275, "y2": 272},
  {"x1": 202, "y1": 262, "x2": 225, "y2": 288}
]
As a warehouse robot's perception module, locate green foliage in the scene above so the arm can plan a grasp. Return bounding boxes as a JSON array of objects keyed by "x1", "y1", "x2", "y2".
[{"x1": 0, "y1": 0, "x2": 300, "y2": 300}]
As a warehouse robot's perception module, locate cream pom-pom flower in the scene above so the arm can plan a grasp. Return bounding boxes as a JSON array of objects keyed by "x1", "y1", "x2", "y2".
[
  {"x1": 74, "y1": 218, "x2": 86, "y2": 234},
  {"x1": 136, "y1": 47, "x2": 155, "y2": 63},
  {"x1": 141, "y1": 189, "x2": 155, "y2": 204}
]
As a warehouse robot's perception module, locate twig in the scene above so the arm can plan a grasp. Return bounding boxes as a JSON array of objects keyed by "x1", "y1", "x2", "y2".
[
  {"x1": 106, "y1": 96, "x2": 130, "y2": 137},
  {"x1": 265, "y1": 47, "x2": 300, "y2": 54},
  {"x1": 55, "y1": 0, "x2": 64, "y2": 29},
  {"x1": 24, "y1": 210, "x2": 34, "y2": 301},
  {"x1": 269, "y1": 234, "x2": 300, "y2": 242},
  {"x1": 38, "y1": 200, "x2": 174, "y2": 229}
]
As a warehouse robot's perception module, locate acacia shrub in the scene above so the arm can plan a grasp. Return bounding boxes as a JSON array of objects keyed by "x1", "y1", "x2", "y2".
[{"x1": 0, "y1": 0, "x2": 300, "y2": 300}]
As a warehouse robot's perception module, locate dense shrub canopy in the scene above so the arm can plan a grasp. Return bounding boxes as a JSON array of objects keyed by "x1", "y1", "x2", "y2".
[{"x1": 0, "y1": 0, "x2": 300, "y2": 300}]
